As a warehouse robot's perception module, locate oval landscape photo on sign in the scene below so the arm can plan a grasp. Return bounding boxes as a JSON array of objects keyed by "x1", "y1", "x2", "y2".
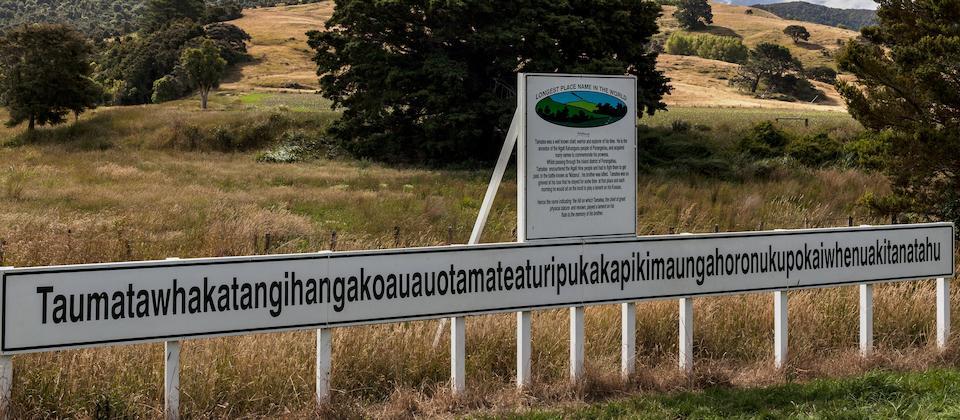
[{"x1": 535, "y1": 90, "x2": 628, "y2": 128}]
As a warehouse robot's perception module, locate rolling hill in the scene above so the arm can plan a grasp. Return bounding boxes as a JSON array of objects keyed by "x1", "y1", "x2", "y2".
[
  {"x1": 223, "y1": 2, "x2": 859, "y2": 112},
  {"x1": 754, "y1": 2, "x2": 877, "y2": 29}
]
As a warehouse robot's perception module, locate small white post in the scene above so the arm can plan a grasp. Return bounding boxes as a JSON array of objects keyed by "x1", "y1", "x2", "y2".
[
  {"x1": 859, "y1": 283, "x2": 873, "y2": 357},
  {"x1": 316, "y1": 328, "x2": 332, "y2": 404},
  {"x1": 679, "y1": 297, "x2": 693, "y2": 374},
  {"x1": 0, "y1": 355, "x2": 11, "y2": 419},
  {"x1": 569, "y1": 306, "x2": 584, "y2": 382},
  {"x1": 164, "y1": 341, "x2": 180, "y2": 420},
  {"x1": 937, "y1": 277, "x2": 950, "y2": 349},
  {"x1": 516, "y1": 311, "x2": 531, "y2": 388},
  {"x1": 774, "y1": 291, "x2": 788, "y2": 369},
  {"x1": 451, "y1": 316, "x2": 466, "y2": 394},
  {"x1": 620, "y1": 302, "x2": 635, "y2": 379},
  {"x1": 163, "y1": 258, "x2": 180, "y2": 420}
]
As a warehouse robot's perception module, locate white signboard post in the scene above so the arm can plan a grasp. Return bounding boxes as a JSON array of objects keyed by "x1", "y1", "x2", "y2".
[{"x1": 518, "y1": 74, "x2": 637, "y2": 241}]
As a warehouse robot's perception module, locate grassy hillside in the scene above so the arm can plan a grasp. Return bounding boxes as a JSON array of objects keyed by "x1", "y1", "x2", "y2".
[
  {"x1": 224, "y1": 2, "x2": 856, "y2": 111},
  {"x1": 755, "y1": 1, "x2": 877, "y2": 30},
  {"x1": 658, "y1": 2, "x2": 860, "y2": 110}
]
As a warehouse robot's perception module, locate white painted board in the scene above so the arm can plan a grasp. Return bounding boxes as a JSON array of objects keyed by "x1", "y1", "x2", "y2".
[
  {"x1": 1, "y1": 223, "x2": 953, "y2": 354},
  {"x1": 518, "y1": 73, "x2": 638, "y2": 241}
]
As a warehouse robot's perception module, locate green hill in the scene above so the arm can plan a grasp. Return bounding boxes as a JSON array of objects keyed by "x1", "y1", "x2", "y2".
[{"x1": 753, "y1": 2, "x2": 877, "y2": 30}]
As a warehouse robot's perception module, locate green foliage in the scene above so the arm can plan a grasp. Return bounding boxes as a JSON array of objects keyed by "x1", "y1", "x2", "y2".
[
  {"x1": 0, "y1": 1, "x2": 142, "y2": 39},
  {"x1": 783, "y1": 24, "x2": 811, "y2": 43},
  {"x1": 842, "y1": 131, "x2": 888, "y2": 171},
  {"x1": 96, "y1": 19, "x2": 248, "y2": 105},
  {"x1": 0, "y1": 24, "x2": 102, "y2": 130},
  {"x1": 836, "y1": 0, "x2": 960, "y2": 225},
  {"x1": 755, "y1": 2, "x2": 877, "y2": 30},
  {"x1": 151, "y1": 74, "x2": 185, "y2": 103},
  {"x1": 805, "y1": 65, "x2": 837, "y2": 83},
  {"x1": 141, "y1": 0, "x2": 204, "y2": 32},
  {"x1": 673, "y1": 0, "x2": 712, "y2": 30},
  {"x1": 202, "y1": 1, "x2": 242, "y2": 23},
  {"x1": 308, "y1": 0, "x2": 670, "y2": 165},
  {"x1": 737, "y1": 120, "x2": 790, "y2": 158},
  {"x1": 664, "y1": 32, "x2": 748, "y2": 63},
  {"x1": 785, "y1": 132, "x2": 840, "y2": 166},
  {"x1": 180, "y1": 38, "x2": 227, "y2": 109},
  {"x1": 638, "y1": 125, "x2": 732, "y2": 177}
]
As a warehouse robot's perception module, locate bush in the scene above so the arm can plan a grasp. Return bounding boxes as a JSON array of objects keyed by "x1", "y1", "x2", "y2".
[
  {"x1": 786, "y1": 133, "x2": 842, "y2": 166},
  {"x1": 737, "y1": 121, "x2": 790, "y2": 158},
  {"x1": 842, "y1": 131, "x2": 889, "y2": 170},
  {"x1": 806, "y1": 66, "x2": 838, "y2": 84},
  {"x1": 637, "y1": 126, "x2": 732, "y2": 177},
  {"x1": 665, "y1": 32, "x2": 749, "y2": 63}
]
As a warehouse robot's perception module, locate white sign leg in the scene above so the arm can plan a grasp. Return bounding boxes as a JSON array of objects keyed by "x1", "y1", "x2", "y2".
[
  {"x1": 451, "y1": 316, "x2": 466, "y2": 394},
  {"x1": 316, "y1": 328, "x2": 332, "y2": 404},
  {"x1": 516, "y1": 311, "x2": 531, "y2": 388},
  {"x1": 774, "y1": 291, "x2": 788, "y2": 369},
  {"x1": 621, "y1": 302, "x2": 635, "y2": 379},
  {"x1": 679, "y1": 297, "x2": 693, "y2": 374},
  {"x1": 937, "y1": 278, "x2": 951, "y2": 349},
  {"x1": 164, "y1": 341, "x2": 180, "y2": 420},
  {"x1": 859, "y1": 283, "x2": 873, "y2": 357},
  {"x1": 0, "y1": 355, "x2": 11, "y2": 419},
  {"x1": 570, "y1": 306, "x2": 584, "y2": 382}
]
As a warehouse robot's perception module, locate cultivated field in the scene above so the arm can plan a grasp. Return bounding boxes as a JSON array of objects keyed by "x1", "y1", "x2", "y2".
[{"x1": 1, "y1": 97, "x2": 958, "y2": 417}]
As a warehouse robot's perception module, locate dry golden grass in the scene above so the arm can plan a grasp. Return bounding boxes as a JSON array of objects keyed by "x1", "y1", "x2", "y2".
[
  {"x1": 658, "y1": 2, "x2": 860, "y2": 112},
  {"x1": 221, "y1": 2, "x2": 335, "y2": 92},
  {"x1": 2, "y1": 134, "x2": 958, "y2": 417},
  {"x1": 217, "y1": 1, "x2": 857, "y2": 112}
]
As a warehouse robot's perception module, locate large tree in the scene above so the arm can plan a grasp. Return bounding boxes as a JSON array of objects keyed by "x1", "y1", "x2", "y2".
[
  {"x1": 308, "y1": 0, "x2": 670, "y2": 164},
  {"x1": 783, "y1": 25, "x2": 810, "y2": 43},
  {"x1": 733, "y1": 42, "x2": 803, "y2": 93},
  {"x1": 674, "y1": 0, "x2": 713, "y2": 30},
  {"x1": 836, "y1": 0, "x2": 960, "y2": 225},
  {"x1": 0, "y1": 24, "x2": 101, "y2": 130},
  {"x1": 141, "y1": 0, "x2": 205, "y2": 32},
  {"x1": 180, "y1": 38, "x2": 227, "y2": 109}
]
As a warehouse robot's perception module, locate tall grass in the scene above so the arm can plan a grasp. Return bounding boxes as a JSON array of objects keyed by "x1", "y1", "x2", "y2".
[{"x1": 1, "y1": 136, "x2": 956, "y2": 417}]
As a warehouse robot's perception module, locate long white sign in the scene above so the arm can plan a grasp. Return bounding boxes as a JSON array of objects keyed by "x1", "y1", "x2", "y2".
[
  {"x1": 518, "y1": 73, "x2": 638, "y2": 241},
  {"x1": 2, "y1": 223, "x2": 953, "y2": 354}
]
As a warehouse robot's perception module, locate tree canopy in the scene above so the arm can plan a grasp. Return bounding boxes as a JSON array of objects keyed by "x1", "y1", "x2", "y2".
[
  {"x1": 0, "y1": 24, "x2": 102, "y2": 130},
  {"x1": 783, "y1": 24, "x2": 811, "y2": 43},
  {"x1": 673, "y1": 0, "x2": 713, "y2": 30},
  {"x1": 733, "y1": 42, "x2": 803, "y2": 93},
  {"x1": 836, "y1": 0, "x2": 960, "y2": 226},
  {"x1": 180, "y1": 38, "x2": 227, "y2": 109},
  {"x1": 308, "y1": 0, "x2": 670, "y2": 164}
]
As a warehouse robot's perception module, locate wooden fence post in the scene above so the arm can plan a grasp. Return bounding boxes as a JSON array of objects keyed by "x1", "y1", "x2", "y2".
[
  {"x1": 316, "y1": 328, "x2": 332, "y2": 404},
  {"x1": 679, "y1": 297, "x2": 693, "y2": 373},
  {"x1": 774, "y1": 291, "x2": 788, "y2": 368},
  {"x1": 0, "y1": 266, "x2": 11, "y2": 419},
  {"x1": 938, "y1": 277, "x2": 951, "y2": 349},
  {"x1": 570, "y1": 306, "x2": 584, "y2": 382},
  {"x1": 517, "y1": 311, "x2": 531, "y2": 388},
  {"x1": 621, "y1": 302, "x2": 636, "y2": 379},
  {"x1": 451, "y1": 317, "x2": 466, "y2": 393},
  {"x1": 163, "y1": 258, "x2": 180, "y2": 420},
  {"x1": 859, "y1": 284, "x2": 873, "y2": 357}
]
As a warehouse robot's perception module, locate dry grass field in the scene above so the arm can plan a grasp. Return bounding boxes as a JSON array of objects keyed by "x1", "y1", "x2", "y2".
[
  {"x1": 220, "y1": 2, "x2": 335, "y2": 92},
  {"x1": 1, "y1": 99, "x2": 958, "y2": 418}
]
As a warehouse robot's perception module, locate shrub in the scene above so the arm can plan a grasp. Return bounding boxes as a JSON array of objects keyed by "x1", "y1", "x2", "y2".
[
  {"x1": 842, "y1": 131, "x2": 890, "y2": 170},
  {"x1": 638, "y1": 126, "x2": 732, "y2": 177},
  {"x1": 665, "y1": 32, "x2": 749, "y2": 63},
  {"x1": 737, "y1": 121, "x2": 790, "y2": 158},
  {"x1": 786, "y1": 133, "x2": 842, "y2": 166},
  {"x1": 806, "y1": 66, "x2": 838, "y2": 84}
]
